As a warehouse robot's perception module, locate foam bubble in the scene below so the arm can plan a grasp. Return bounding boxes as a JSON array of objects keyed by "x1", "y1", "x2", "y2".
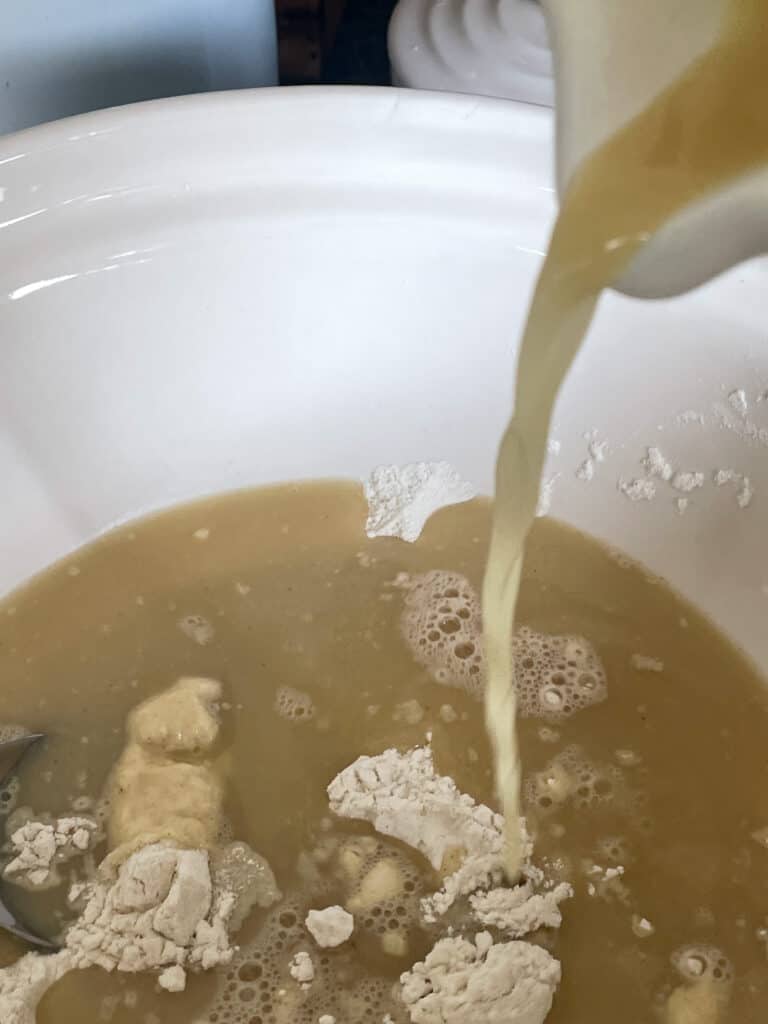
[
  {"x1": 177, "y1": 614, "x2": 215, "y2": 646},
  {"x1": 525, "y1": 746, "x2": 630, "y2": 814},
  {"x1": 0, "y1": 775, "x2": 20, "y2": 817},
  {"x1": 204, "y1": 888, "x2": 403, "y2": 1024},
  {"x1": 398, "y1": 572, "x2": 607, "y2": 719},
  {"x1": 300, "y1": 831, "x2": 426, "y2": 963},
  {"x1": 334, "y1": 838, "x2": 424, "y2": 960},
  {"x1": 93, "y1": 792, "x2": 112, "y2": 830},
  {"x1": 672, "y1": 945, "x2": 733, "y2": 986},
  {"x1": 596, "y1": 835, "x2": 631, "y2": 866},
  {"x1": 514, "y1": 628, "x2": 607, "y2": 721},
  {"x1": 205, "y1": 897, "x2": 307, "y2": 1024},
  {"x1": 274, "y1": 687, "x2": 316, "y2": 722},
  {"x1": 398, "y1": 571, "x2": 484, "y2": 698}
]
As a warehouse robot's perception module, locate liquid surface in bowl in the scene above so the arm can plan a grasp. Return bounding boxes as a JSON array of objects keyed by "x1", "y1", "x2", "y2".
[
  {"x1": 483, "y1": 0, "x2": 768, "y2": 878},
  {"x1": 0, "y1": 481, "x2": 767, "y2": 1022}
]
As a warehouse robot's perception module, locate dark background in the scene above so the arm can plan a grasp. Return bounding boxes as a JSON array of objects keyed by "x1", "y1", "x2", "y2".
[{"x1": 276, "y1": 0, "x2": 399, "y2": 86}]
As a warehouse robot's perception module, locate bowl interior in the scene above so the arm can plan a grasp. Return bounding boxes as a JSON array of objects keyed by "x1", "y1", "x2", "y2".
[{"x1": 1, "y1": 87, "x2": 767, "y2": 666}]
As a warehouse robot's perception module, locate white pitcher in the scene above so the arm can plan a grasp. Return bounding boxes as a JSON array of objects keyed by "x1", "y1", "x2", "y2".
[{"x1": 541, "y1": 0, "x2": 768, "y2": 297}]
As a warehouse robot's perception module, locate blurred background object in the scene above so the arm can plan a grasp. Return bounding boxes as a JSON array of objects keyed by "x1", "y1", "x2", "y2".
[
  {"x1": 0, "y1": 0, "x2": 550, "y2": 137},
  {"x1": 0, "y1": 0, "x2": 278, "y2": 134},
  {"x1": 324, "y1": 0, "x2": 395, "y2": 85},
  {"x1": 280, "y1": 0, "x2": 551, "y2": 101},
  {"x1": 388, "y1": 0, "x2": 553, "y2": 105},
  {"x1": 277, "y1": 0, "x2": 344, "y2": 83},
  {"x1": 278, "y1": 0, "x2": 394, "y2": 86}
]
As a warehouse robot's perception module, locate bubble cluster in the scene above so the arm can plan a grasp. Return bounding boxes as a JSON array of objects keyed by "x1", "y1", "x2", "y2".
[
  {"x1": 524, "y1": 746, "x2": 628, "y2": 814},
  {"x1": 274, "y1": 687, "x2": 316, "y2": 722},
  {"x1": 398, "y1": 571, "x2": 607, "y2": 718},
  {"x1": 0, "y1": 726, "x2": 32, "y2": 815},
  {"x1": 300, "y1": 832, "x2": 426, "y2": 962},
  {"x1": 398, "y1": 571, "x2": 484, "y2": 697},
  {"x1": 204, "y1": 893, "x2": 401, "y2": 1024},
  {"x1": 672, "y1": 945, "x2": 733, "y2": 986},
  {"x1": 206, "y1": 899, "x2": 314, "y2": 1024},
  {"x1": 334, "y1": 836, "x2": 424, "y2": 959},
  {"x1": 513, "y1": 628, "x2": 607, "y2": 721},
  {"x1": 0, "y1": 775, "x2": 20, "y2": 818},
  {"x1": 93, "y1": 791, "x2": 112, "y2": 830},
  {"x1": 596, "y1": 835, "x2": 631, "y2": 867}
]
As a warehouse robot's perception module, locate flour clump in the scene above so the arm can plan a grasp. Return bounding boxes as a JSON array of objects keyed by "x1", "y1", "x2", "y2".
[
  {"x1": 364, "y1": 463, "x2": 476, "y2": 543},
  {"x1": 107, "y1": 676, "x2": 225, "y2": 863},
  {"x1": 0, "y1": 842, "x2": 251, "y2": 1022},
  {"x1": 400, "y1": 931, "x2": 561, "y2": 1024},
  {"x1": 0, "y1": 676, "x2": 280, "y2": 1024},
  {"x1": 3, "y1": 814, "x2": 98, "y2": 888},
  {"x1": 274, "y1": 685, "x2": 316, "y2": 722},
  {"x1": 289, "y1": 950, "x2": 316, "y2": 989},
  {"x1": 305, "y1": 905, "x2": 354, "y2": 947},
  {"x1": 469, "y1": 880, "x2": 573, "y2": 937},
  {"x1": 328, "y1": 741, "x2": 571, "y2": 1022},
  {"x1": 327, "y1": 744, "x2": 504, "y2": 875}
]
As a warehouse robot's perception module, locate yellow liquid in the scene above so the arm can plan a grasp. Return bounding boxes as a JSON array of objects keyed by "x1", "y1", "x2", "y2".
[
  {"x1": 484, "y1": 0, "x2": 768, "y2": 876},
  {"x1": 0, "y1": 483, "x2": 767, "y2": 1020}
]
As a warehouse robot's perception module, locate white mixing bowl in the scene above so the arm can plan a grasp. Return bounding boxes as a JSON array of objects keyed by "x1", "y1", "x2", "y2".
[{"x1": 1, "y1": 87, "x2": 766, "y2": 668}]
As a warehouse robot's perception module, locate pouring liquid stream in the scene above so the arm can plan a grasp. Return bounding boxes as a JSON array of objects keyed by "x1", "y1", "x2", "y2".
[{"x1": 484, "y1": 0, "x2": 768, "y2": 876}]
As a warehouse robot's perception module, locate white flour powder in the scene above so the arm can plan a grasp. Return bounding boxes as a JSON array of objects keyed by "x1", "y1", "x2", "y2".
[
  {"x1": 400, "y1": 931, "x2": 561, "y2": 1024},
  {"x1": 0, "y1": 678, "x2": 281, "y2": 1023},
  {"x1": 469, "y1": 881, "x2": 573, "y2": 937},
  {"x1": 327, "y1": 745, "x2": 505, "y2": 875},
  {"x1": 643, "y1": 447, "x2": 673, "y2": 482},
  {"x1": 0, "y1": 838, "x2": 281, "y2": 1022},
  {"x1": 676, "y1": 410, "x2": 706, "y2": 426},
  {"x1": 3, "y1": 816, "x2": 97, "y2": 888},
  {"x1": 672, "y1": 471, "x2": 705, "y2": 493},
  {"x1": 289, "y1": 950, "x2": 315, "y2": 989},
  {"x1": 713, "y1": 467, "x2": 753, "y2": 507},
  {"x1": 576, "y1": 431, "x2": 608, "y2": 482},
  {"x1": 728, "y1": 389, "x2": 748, "y2": 418},
  {"x1": 618, "y1": 477, "x2": 657, "y2": 502},
  {"x1": 328, "y1": 743, "x2": 571, "y2": 1021},
  {"x1": 305, "y1": 905, "x2": 354, "y2": 948},
  {"x1": 714, "y1": 390, "x2": 768, "y2": 447},
  {"x1": 613, "y1": 398, "x2": 764, "y2": 514},
  {"x1": 575, "y1": 459, "x2": 595, "y2": 482},
  {"x1": 0, "y1": 843, "x2": 238, "y2": 1022},
  {"x1": 364, "y1": 463, "x2": 476, "y2": 543},
  {"x1": 536, "y1": 474, "x2": 560, "y2": 517}
]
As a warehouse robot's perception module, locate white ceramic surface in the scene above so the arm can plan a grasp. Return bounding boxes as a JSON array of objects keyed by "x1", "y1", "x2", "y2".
[
  {"x1": 1, "y1": 88, "x2": 767, "y2": 670},
  {"x1": 0, "y1": 0, "x2": 277, "y2": 135},
  {"x1": 389, "y1": 0, "x2": 554, "y2": 105}
]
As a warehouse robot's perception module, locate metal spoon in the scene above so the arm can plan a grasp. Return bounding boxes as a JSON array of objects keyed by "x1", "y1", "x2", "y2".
[{"x1": 0, "y1": 734, "x2": 58, "y2": 950}]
